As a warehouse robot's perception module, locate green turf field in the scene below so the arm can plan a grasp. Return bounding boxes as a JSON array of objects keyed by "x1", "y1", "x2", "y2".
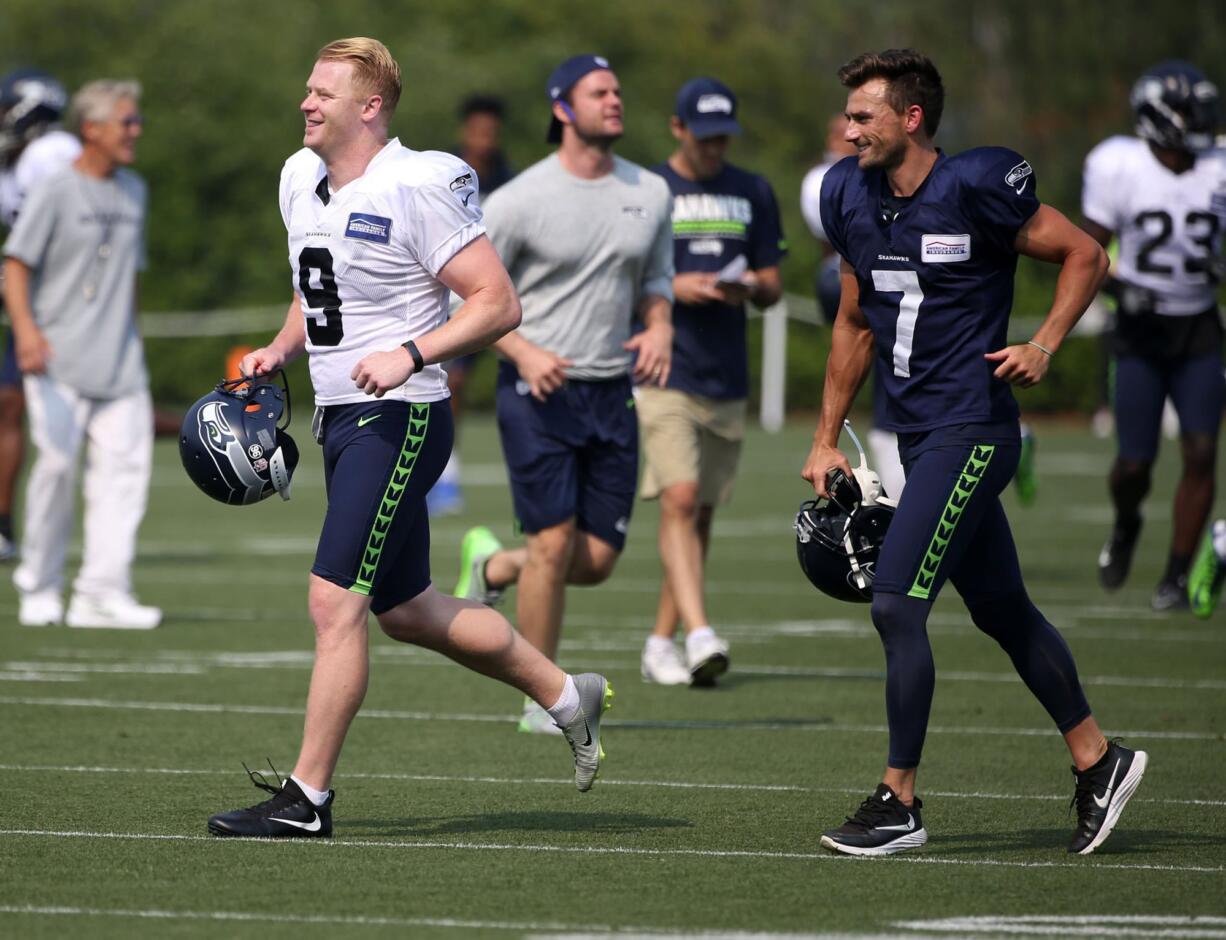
[{"x1": 1, "y1": 416, "x2": 1223, "y2": 939}]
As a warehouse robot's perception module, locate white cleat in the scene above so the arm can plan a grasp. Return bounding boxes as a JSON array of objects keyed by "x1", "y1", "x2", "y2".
[
  {"x1": 686, "y1": 630, "x2": 730, "y2": 686},
  {"x1": 559, "y1": 673, "x2": 614, "y2": 792},
  {"x1": 66, "y1": 593, "x2": 162, "y2": 630},
  {"x1": 641, "y1": 638, "x2": 692, "y2": 685},
  {"x1": 18, "y1": 590, "x2": 63, "y2": 627}
]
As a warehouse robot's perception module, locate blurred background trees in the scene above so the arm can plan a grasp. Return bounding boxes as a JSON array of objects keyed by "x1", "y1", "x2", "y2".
[{"x1": 2, "y1": 0, "x2": 1222, "y2": 411}]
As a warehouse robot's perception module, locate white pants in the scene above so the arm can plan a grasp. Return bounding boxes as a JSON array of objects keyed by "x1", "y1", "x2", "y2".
[
  {"x1": 13, "y1": 375, "x2": 153, "y2": 599},
  {"x1": 868, "y1": 427, "x2": 907, "y2": 501}
]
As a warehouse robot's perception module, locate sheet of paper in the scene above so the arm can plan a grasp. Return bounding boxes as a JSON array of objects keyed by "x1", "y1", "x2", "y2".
[{"x1": 715, "y1": 254, "x2": 748, "y2": 285}]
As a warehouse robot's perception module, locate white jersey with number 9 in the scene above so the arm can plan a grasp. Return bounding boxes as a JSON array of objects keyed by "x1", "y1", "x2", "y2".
[{"x1": 279, "y1": 138, "x2": 483, "y2": 405}]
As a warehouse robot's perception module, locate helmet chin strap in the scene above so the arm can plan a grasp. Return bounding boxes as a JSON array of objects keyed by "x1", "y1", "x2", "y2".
[
  {"x1": 269, "y1": 446, "x2": 293, "y2": 501},
  {"x1": 842, "y1": 419, "x2": 898, "y2": 509}
]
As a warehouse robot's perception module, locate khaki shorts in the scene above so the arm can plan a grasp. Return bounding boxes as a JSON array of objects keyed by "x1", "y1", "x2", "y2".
[{"x1": 636, "y1": 386, "x2": 746, "y2": 505}]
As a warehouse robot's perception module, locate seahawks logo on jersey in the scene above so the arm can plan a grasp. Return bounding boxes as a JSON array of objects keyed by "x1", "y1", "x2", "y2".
[
  {"x1": 1005, "y1": 161, "x2": 1033, "y2": 195},
  {"x1": 450, "y1": 172, "x2": 476, "y2": 207}
]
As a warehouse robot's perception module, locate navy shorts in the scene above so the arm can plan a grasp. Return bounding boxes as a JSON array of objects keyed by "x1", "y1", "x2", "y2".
[
  {"x1": 495, "y1": 361, "x2": 637, "y2": 551},
  {"x1": 1, "y1": 332, "x2": 19, "y2": 388},
  {"x1": 874, "y1": 422, "x2": 1023, "y2": 603},
  {"x1": 312, "y1": 399, "x2": 452, "y2": 614}
]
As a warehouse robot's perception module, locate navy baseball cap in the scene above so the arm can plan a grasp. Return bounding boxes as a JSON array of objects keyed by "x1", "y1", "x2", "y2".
[
  {"x1": 675, "y1": 77, "x2": 742, "y2": 139},
  {"x1": 546, "y1": 53, "x2": 611, "y2": 143}
]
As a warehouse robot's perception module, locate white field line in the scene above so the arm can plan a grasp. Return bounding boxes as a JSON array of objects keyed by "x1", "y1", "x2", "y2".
[
  {"x1": 0, "y1": 905, "x2": 862, "y2": 939},
  {"x1": 895, "y1": 914, "x2": 1226, "y2": 938},
  {"x1": 0, "y1": 694, "x2": 1219, "y2": 741},
  {"x1": 7, "y1": 652, "x2": 1225, "y2": 693},
  {"x1": 1, "y1": 762, "x2": 1222, "y2": 808},
  {"x1": 0, "y1": 829, "x2": 1221, "y2": 874}
]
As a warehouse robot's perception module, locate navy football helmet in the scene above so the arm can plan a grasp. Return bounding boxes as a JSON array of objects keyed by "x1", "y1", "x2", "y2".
[
  {"x1": 1130, "y1": 61, "x2": 1220, "y2": 154},
  {"x1": 794, "y1": 421, "x2": 896, "y2": 603},
  {"x1": 0, "y1": 68, "x2": 69, "y2": 162},
  {"x1": 180, "y1": 372, "x2": 299, "y2": 505}
]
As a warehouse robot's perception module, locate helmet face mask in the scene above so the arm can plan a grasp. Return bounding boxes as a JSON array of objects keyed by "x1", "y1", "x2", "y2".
[
  {"x1": 794, "y1": 468, "x2": 894, "y2": 603},
  {"x1": 1130, "y1": 61, "x2": 1221, "y2": 154},
  {"x1": 180, "y1": 373, "x2": 298, "y2": 506}
]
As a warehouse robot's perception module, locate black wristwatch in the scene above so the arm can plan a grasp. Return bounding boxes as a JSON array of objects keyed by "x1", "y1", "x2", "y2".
[{"x1": 402, "y1": 339, "x2": 424, "y2": 374}]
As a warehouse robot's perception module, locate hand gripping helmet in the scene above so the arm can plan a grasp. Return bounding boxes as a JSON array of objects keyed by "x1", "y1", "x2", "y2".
[
  {"x1": 1130, "y1": 61, "x2": 1221, "y2": 154},
  {"x1": 794, "y1": 421, "x2": 896, "y2": 603},
  {"x1": 179, "y1": 372, "x2": 299, "y2": 505},
  {"x1": 0, "y1": 68, "x2": 69, "y2": 162}
]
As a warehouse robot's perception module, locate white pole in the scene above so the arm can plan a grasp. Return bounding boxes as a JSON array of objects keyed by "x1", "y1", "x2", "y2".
[{"x1": 759, "y1": 298, "x2": 787, "y2": 432}]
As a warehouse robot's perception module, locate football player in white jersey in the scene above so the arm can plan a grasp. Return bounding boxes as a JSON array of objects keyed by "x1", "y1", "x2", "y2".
[
  {"x1": 1082, "y1": 61, "x2": 1225, "y2": 611},
  {"x1": 0, "y1": 68, "x2": 81, "y2": 562},
  {"x1": 207, "y1": 38, "x2": 613, "y2": 839}
]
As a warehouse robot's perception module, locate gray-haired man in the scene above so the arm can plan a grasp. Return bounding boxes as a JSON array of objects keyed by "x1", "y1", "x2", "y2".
[{"x1": 3, "y1": 79, "x2": 160, "y2": 629}]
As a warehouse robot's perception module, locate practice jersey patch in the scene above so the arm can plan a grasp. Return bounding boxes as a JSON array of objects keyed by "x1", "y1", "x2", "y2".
[
  {"x1": 449, "y1": 172, "x2": 476, "y2": 208},
  {"x1": 1004, "y1": 160, "x2": 1032, "y2": 194},
  {"x1": 921, "y1": 233, "x2": 971, "y2": 263},
  {"x1": 345, "y1": 212, "x2": 392, "y2": 244}
]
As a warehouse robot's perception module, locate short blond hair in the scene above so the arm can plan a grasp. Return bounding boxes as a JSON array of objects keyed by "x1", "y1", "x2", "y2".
[
  {"x1": 317, "y1": 37, "x2": 401, "y2": 118},
  {"x1": 70, "y1": 79, "x2": 141, "y2": 136}
]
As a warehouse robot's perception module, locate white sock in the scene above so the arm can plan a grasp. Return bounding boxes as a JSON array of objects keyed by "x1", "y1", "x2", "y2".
[
  {"x1": 645, "y1": 635, "x2": 676, "y2": 655},
  {"x1": 545, "y1": 675, "x2": 580, "y2": 726},
  {"x1": 1213, "y1": 519, "x2": 1226, "y2": 559},
  {"x1": 685, "y1": 626, "x2": 715, "y2": 656},
  {"x1": 291, "y1": 774, "x2": 330, "y2": 806}
]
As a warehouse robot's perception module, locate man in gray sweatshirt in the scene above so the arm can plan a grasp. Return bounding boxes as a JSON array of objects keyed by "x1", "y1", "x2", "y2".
[{"x1": 454, "y1": 54, "x2": 674, "y2": 733}]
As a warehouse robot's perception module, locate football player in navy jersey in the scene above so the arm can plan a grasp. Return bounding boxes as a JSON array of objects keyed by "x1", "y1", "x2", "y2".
[
  {"x1": 1082, "y1": 61, "x2": 1225, "y2": 612},
  {"x1": 802, "y1": 49, "x2": 1146, "y2": 857},
  {"x1": 206, "y1": 38, "x2": 612, "y2": 839}
]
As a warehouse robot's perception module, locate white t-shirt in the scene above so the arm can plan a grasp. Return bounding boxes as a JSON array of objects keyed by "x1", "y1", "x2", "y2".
[
  {"x1": 279, "y1": 138, "x2": 483, "y2": 405},
  {"x1": 1082, "y1": 135, "x2": 1226, "y2": 316},
  {"x1": 0, "y1": 129, "x2": 82, "y2": 227}
]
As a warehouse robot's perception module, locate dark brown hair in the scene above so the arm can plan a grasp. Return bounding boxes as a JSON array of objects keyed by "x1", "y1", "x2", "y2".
[{"x1": 838, "y1": 49, "x2": 944, "y2": 138}]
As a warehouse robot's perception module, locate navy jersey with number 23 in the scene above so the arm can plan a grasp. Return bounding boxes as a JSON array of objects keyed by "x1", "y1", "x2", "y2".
[{"x1": 819, "y1": 147, "x2": 1040, "y2": 432}]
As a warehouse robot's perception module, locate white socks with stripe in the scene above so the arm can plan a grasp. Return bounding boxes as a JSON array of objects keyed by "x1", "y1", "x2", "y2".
[{"x1": 546, "y1": 674, "x2": 580, "y2": 726}]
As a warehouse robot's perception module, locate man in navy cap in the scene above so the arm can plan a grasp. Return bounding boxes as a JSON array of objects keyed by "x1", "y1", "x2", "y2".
[
  {"x1": 635, "y1": 77, "x2": 787, "y2": 686},
  {"x1": 454, "y1": 55, "x2": 675, "y2": 732}
]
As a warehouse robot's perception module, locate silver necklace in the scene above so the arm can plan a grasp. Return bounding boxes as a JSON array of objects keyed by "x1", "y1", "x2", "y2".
[{"x1": 77, "y1": 173, "x2": 123, "y2": 300}]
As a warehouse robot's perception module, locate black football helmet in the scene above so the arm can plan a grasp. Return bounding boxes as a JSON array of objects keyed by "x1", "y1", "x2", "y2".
[
  {"x1": 0, "y1": 68, "x2": 68, "y2": 163},
  {"x1": 180, "y1": 372, "x2": 299, "y2": 505},
  {"x1": 794, "y1": 420, "x2": 896, "y2": 603},
  {"x1": 1130, "y1": 61, "x2": 1220, "y2": 154}
]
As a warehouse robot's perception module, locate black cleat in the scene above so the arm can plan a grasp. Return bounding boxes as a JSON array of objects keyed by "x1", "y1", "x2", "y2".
[
  {"x1": 820, "y1": 783, "x2": 928, "y2": 856},
  {"x1": 208, "y1": 763, "x2": 333, "y2": 838},
  {"x1": 1151, "y1": 575, "x2": 1190, "y2": 612},
  {"x1": 1098, "y1": 517, "x2": 1142, "y2": 590},
  {"x1": 1068, "y1": 741, "x2": 1147, "y2": 855}
]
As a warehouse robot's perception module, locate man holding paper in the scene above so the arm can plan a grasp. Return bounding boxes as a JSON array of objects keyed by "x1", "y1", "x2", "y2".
[{"x1": 638, "y1": 77, "x2": 786, "y2": 686}]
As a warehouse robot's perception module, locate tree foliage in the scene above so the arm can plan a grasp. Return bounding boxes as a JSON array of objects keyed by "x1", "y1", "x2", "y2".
[{"x1": 3, "y1": 0, "x2": 1221, "y2": 406}]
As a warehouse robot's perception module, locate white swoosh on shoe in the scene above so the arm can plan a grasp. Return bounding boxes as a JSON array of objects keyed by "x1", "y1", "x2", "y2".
[
  {"x1": 1093, "y1": 759, "x2": 1122, "y2": 810},
  {"x1": 271, "y1": 813, "x2": 321, "y2": 832},
  {"x1": 876, "y1": 814, "x2": 915, "y2": 832}
]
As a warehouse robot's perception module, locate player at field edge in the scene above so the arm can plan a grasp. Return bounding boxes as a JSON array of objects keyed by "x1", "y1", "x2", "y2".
[
  {"x1": 635, "y1": 76, "x2": 786, "y2": 687},
  {"x1": 1081, "y1": 61, "x2": 1225, "y2": 612}
]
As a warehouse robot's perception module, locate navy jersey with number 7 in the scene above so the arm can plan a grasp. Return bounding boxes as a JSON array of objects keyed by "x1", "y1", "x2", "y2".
[{"x1": 818, "y1": 147, "x2": 1040, "y2": 432}]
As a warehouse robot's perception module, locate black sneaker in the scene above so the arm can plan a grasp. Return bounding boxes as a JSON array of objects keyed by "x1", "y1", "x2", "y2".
[
  {"x1": 1098, "y1": 517, "x2": 1142, "y2": 590},
  {"x1": 1068, "y1": 741, "x2": 1147, "y2": 855},
  {"x1": 1151, "y1": 575, "x2": 1189, "y2": 612},
  {"x1": 820, "y1": 783, "x2": 927, "y2": 856},
  {"x1": 208, "y1": 764, "x2": 333, "y2": 838}
]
